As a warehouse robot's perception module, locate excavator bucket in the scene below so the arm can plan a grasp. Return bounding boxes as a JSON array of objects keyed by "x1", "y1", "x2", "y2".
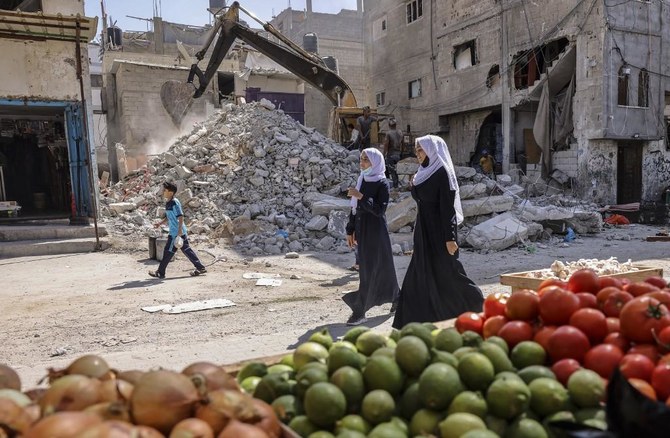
[{"x1": 160, "y1": 80, "x2": 195, "y2": 127}]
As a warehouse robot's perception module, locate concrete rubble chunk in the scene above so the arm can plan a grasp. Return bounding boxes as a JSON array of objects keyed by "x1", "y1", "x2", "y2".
[
  {"x1": 109, "y1": 202, "x2": 136, "y2": 214},
  {"x1": 459, "y1": 183, "x2": 487, "y2": 200},
  {"x1": 461, "y1": 195, "x2": 514, "y2": 218},
  {"x1": 566, "y1": 210, "x2": 603, "y2": 234},
  {"x1": 305, "y1": 215, "x2": 329, "y2": 231},
  {"x1": 466, "y1": 212, "x2": 529, "y2": 251},
  {"x1": 456, "y1": 167, "x2": 477, "y2": 179},
  {"x1": 496, "y1": 174, "x2": 513, "y2": 186},
  {"x1": 516, "y1": 201, "x2": 575, "y2": 222},
  {"x1": 396, "y1": 158, "x2": 419, "y2": 175},
  {"x1": 317, "y1": 235, "x2": 336, "y2": 249},
  {"x1": 311, "y1": 198, "x2": 352, "y2": 216},
  {"x1": 386, "y1": 196, "x2": 417, "y2": 232},
  {"x1": 176, "y1": 166, "x2": 193, "y2": 178},
  {"x1": 327, "y1": 210, "x2": 349, "y2": 238},
  {"x1": 259, "y1": 98, "x2": 275, "y2": 110}
]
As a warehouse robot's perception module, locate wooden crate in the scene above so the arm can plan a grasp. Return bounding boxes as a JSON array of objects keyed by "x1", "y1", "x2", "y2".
[{"x1": 500, "y1": 266, "x2": 663, "y2": 293}]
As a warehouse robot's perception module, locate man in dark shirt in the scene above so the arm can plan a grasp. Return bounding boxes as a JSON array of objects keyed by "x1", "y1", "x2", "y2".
[
  {"x1": 355, "y1": 106, "x2": 377, "y2": 150},
  {"x1": 384, "y1": 118, "x2": 403, "y2": 188}
]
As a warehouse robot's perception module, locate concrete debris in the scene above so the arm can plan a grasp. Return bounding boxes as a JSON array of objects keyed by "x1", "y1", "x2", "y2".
[
  {"x1": 466, "y1": 212, "x2": 529, "y2": 251},
  {"x1": 386, "y1": 195, "x2": 417, "y2": 232},
  {"x1": 461, "y1": 195, "x2": 515, "y2": 218}
]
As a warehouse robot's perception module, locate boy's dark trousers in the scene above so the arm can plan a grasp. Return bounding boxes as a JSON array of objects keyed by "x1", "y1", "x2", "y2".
[{"x1": 157, "y1": 234, "x2": 206, "y2": 276}]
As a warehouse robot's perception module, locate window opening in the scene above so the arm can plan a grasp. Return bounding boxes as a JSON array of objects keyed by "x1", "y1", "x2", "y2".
[
  {"x1": 454, "y1": 40, "x2": 478, "y2": 70},
  {"x1": 618, "y1": 65, "x2": 630, "y2": 106},
  {"x1": 406, "y1": 0, "x2": 423, "y2": 24}
]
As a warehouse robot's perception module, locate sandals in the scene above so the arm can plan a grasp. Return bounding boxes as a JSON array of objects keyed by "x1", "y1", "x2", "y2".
[
  {"x1": 348, "y1": 264, "x2": 359, "y2": 272},
  {"x1": 148, "y1": 270, "x2": 165, "y2": 279},
  {"x1": 190, "y1": 268, "x2": 207, "y2": 277}
]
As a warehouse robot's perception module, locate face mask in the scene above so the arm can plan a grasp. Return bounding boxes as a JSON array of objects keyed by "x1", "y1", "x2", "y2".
[
  {"x1": 421, "y1": 156, "x2": 430, "y2": 167},
  {"x1": 361, "y1": 167, "x2": 372, "y2": 175}
]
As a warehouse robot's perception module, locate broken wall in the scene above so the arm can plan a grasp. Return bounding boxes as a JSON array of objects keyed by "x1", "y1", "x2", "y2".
[
  {"x1": 642, "y1": 141, "x2": 670, "y2": 202},
  {"x1": 577, "y1": 140, "x2": 617, "y2": 203},
  {"x1": 444, "y1": 110, "x2": 492, "y2": 166}
]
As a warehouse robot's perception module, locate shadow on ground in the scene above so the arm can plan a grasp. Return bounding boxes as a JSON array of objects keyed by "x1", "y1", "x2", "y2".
[
  {"x1": 287, "y1": 313, "x2": 394, "y2": 350},
  {"x1": 107, "y1": 276, "x2": 193, "y2": 290}
]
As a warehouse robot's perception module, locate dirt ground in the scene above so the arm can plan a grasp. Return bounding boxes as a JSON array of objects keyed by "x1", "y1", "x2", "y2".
[{"x1": 2, "y1": 223, "x2": 670, "y2": 389}]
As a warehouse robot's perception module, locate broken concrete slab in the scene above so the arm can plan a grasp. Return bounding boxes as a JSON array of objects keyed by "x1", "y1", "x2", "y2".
[
  {"x1": 328, "y1": 210, "x2": 349, "y2": 239},
  {"x1": 456, "y1": 167, "x2": 477, "y2": 178},
  {"x1": 386, "y1": 196, "x2": 417, "y2": 232},
  {"x1": 109, "y1": 202, "x2": 136, "y2": 214},
  {"x1": 396, "y1": 158, "x2": 419, "y2": 175},
  {"x1": 516, "y1": 201, "x2": 575, "y2": 222},
  {"x1": 566, "y1": 210, "x2": 603, "y2": 234},
  {"x1": 311, "y1": 198, "x2": 352, "y2": 216},
  {"x1": 466, "y1": 212, "x2": 529, "y2": 251},
  {"x1": 461, "y1": 195, "x2": 514, "y2": 218},
  {"x1": 460, "y1": 183, "x2": 487, "y2": 200},
  {"x1": 305, "y1": 215, "x2": 329, "y2": 231}
]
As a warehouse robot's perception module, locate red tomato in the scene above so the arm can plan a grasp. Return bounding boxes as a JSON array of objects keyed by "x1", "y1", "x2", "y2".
[
  {"x1": 483, "y1": 292, "x2": 510, "y2": 318},
  {"x1": 547, "y1": 325, "x2": 591, "y2": 363},
  {"x1": 620, "y1": 296, "x2": 670, "y2": 344},
  {"x1": 620, "y1": 353, "x2": 656, "y2": 381},
  {"x1": 606, "y1": 317, "x2": 620, "y2": 333},
  {"x1": 602, "y1": 291, "x2": 634, "y2": 318},
  {"x1": 533, "y1": 325, "x2": 557, "y2": 352},
  {"x1": 627, "y1": 344, "x2": 660, "y2": 363},
  {"x1": 584, "y1": 344, "x2": 624, "y2": 378},
  {"x1": 628, "y1": 378, "x2": 657, "y2": 400},
  {"x1": 596, "y1": 286, "x2": 623, "y2": 308},
  {"x1": 603, "y1": 332, "x2": 631, "y2": 352},
  {"x1": 552, "y1": 358, "x2": 582, "y2": 386},
  {"x1": 505, "y1": 290, "x2": 540, "y2": 321},
  {"x1": 651, "y1": 363, "x2": 670, "y2": 401},
  {"x1": 645, "y1": 276, "x2": 668, "y2": 289},
  {"x1": 569, "y1": 308, "x2": 608, "y2": 344},
  {"x1": 538, "y1": 278, "x2": 568, "y2": 291},
  {"x1": 646, "y1": 290, "x2": 670, "y2": 308},
  {"x1": 539, "y1": 288, "x2": 581, "y2": 325},
  {"x1": 655, "y1": 325, "x2": 670, "y2": 352},
  {"x1": 537, "y1": 284, "x2": 568, "y2": 298},
  {"x1": 497, "y1": 321, "x2": 534, "y2": 349},
  {"x1": 455, "y1": 312, "x2": 484, "y2": 334},
  {"x1": 482, "y1": 315, "x2": 508, "y2": 339},
  {"x1": 625, "y1": 282, "x2": 661, "y2": 298},
  {"x1": 599, "y1": 276, "x2": 623, "y2": 290},
  {"x1": 576, "y1": 292, "x2": 598, "y2": 309},
  {"x1": 568, "y1": 269, "x2": 600, "y2": 294}
]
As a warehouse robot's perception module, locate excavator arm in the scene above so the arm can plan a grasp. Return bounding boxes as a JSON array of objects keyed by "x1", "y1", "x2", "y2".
[{"x1": 161, "y1": 1, "x2": 357, "y2": 126}]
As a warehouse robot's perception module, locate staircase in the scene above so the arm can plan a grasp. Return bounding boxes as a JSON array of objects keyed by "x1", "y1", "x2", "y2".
[{"x1": 0, "y1": 220, "x2": 110, "y2": 258}]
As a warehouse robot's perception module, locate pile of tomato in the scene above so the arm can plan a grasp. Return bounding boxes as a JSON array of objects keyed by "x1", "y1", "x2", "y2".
[{"x1": 455, "y1": 269, "x2": 670, "y2": 404}]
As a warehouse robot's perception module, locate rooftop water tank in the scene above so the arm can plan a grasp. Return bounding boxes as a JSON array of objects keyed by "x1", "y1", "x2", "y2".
[
  {"x1": 106, "y1": 26, "x2": 122, "y2": 48},
  {"x1": 303, "y1": 32, "x2": 318, "y2": 54}
]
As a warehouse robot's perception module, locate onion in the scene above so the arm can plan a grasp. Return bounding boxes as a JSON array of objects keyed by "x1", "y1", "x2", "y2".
[
  {"x1": 39, "y1": 375, "x2": 101, "y2": 415},
  {"x1": 182, "y1": 362, "x2": 239, "y2": 393},
  {"x1": 24, "y1": 404, "x2": 41, "y2": 424},
  {"x1": 195, "y1": 389, "x2": 257, "y2": 434},
  {"x1": 0, "y1": 398, "x2": 33, "y2": 434},
  {"x1": 169, "y1": 418, "x2": 214, "y2": 438},
  {"x1": 130, "y1": 370, "x2": 200, "y2": 434},
  {"x1": 99, "y1": 379, "x2": 134, "y2": 402},
  {"x1": 218, "y1": 420, "x2": 269, "y2": 438},
  {"x1": 78, "y1": 420, "x2": 165, "y2": 438},
  {"x1": 116, "y1": 370, "x2": 145, "y2": 385},
  {"x1": 0, "y1": 365, "x2": 21, "y2": 391},
  {"x1": 0, "y1": 389, "x2": 32, "y2": 407},
  {"x1": 23, "y1": 411, "x2": 102, "y2": 438},
  {"x1": 47, "y1": 355, "x2": 111, "y2": 383},
  {"x1": 24, "y1": 388, "x2": 47, "y2": 402},
  {"x1": 85, "y1": 401, "x2": 131, "y2": 422},
  {"x1": 250, "y1": 398, "x2": 281, "y2": 438}
]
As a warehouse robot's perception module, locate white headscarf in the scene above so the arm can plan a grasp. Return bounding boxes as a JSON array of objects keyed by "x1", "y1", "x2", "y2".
[
  {"x1": 351, "y1": 148, "x2": 386, "y2": 214},
  {"x1": 412, "y1": 135, "x2": 464, "y2": 225}
]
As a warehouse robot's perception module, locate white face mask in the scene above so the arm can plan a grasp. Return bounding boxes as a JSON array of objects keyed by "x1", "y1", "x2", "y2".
[{"x1": 361, "y1": 167, "x2": 372, "y2": 175}]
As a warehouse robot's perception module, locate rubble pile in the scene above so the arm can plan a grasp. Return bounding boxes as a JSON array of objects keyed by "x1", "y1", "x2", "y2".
[{"x1": 102, "y1": 101, "x2": 362, "y2": 255}]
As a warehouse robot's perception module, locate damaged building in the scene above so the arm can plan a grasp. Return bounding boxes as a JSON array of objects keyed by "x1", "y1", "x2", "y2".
[
  {"x1": 0, "y1": 0, "x2": 98, "y2": 222},
  {"x1": 365, "y1": 0, "x2": 670, "y2": 207}
]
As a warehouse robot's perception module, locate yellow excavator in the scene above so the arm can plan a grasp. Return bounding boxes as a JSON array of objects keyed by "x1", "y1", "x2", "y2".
[{"x1": 160, "y1": 1, "x2": 381, "y2": 145}]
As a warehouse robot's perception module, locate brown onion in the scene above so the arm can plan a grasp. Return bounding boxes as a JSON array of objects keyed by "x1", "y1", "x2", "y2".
[
  {"x1": 23, "y1": 404, "x2": 41, "y2": 424},
  {"x1": 39, "y1": 375, "x2": 101, "y2": 415},
  {"x1": 0, "y1": 389, "x2": 31, "y2": 407},
  {"x1": 169, "y1": 418, "x2": 214, "y2": 438},
  {"x1": 0, "y1": 365, "x2": 20, "y2": 391},
  {"x1": 0, "y1": 398, "x2": 33, "y2": 434},
  {"x1": 195, "y1": 389, "x2": 257, "y2": 434},
  {"x1": 182, "y1": 363, "x2": 239, "y2": 393},
  {"x1": 116, "y1": 370, "x2": 146, "y2": 385},
  {"x1": 47, "y1": 355, "x2": 111, "y2": 383},
  {"x1": 85, "y1": 401, "x2": 131, "y2": 422},
  {"x1": 130, "y1": 370, "x2": 199, "y2": 434},
  {"x1": 218, "y1": 420, "x2": 269, "y2": 438},
  {"x1": 250, "y1": 398, "x2": 281, "y2": 438},
  {"x1": 79, "y1": 420, "x2": 165, "y2": 438},
  {"x1": 99, "y1": 379, "x2": 134, "y2": 402},
  {"x1": 23, "y1": 411, "x2": 102, "y2": 438}
]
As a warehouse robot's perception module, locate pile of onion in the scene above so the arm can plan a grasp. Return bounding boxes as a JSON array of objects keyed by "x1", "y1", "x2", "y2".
[{"x1": 0, "y1": 356, "x2": 283, "y2": 437}]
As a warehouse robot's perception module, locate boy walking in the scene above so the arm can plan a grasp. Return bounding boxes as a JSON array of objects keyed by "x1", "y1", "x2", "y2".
[{"x1": 149, "y1": 182, "x2": 207, "y2": 279}]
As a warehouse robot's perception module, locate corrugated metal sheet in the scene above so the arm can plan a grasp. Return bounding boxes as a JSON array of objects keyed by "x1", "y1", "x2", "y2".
[{"x1": 0, "y1": 9, "x2": 97, "y2": 42}]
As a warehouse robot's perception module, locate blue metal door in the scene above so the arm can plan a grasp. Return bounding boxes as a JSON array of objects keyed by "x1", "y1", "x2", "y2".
[{"x1": 65, "y1": 103, "x2": 91, "y2": 218}]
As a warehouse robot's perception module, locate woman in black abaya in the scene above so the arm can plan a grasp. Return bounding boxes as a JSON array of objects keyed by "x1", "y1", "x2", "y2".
[
  {"x1": 392, "y1": 135, "x2": 483, "y2": 329},
  {"x1": 343, "y1": 148, "x2": 400, "y2": 326}
]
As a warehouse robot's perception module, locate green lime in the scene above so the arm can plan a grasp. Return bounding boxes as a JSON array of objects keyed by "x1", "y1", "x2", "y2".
[
  {"x1": 304, "y1": 382, "x2": 347, "y2": 427},
  {"x1": 294, "y1": 342, "x2": 329, "y2": 372},
  {"x1": 410, "y1": 408, "x2": 443, "y2": 436},
  {"x1": 309, "y1": 328, "x2": 334, "y2": 350},
  {"x1": 434, "y1": 328, "x2": 464, "y2": 353},
  {"x1": 334, "y1": 414, "x2": 371, "y2": 434},
  {"x1": 363, "y1": 355, "x2": 404, "y2": 396},
  {"x1": 447, "y1": 391, "x2": 488, "y2": 419},
  {"x1": 567, "y1": 370, "x2": 605, "y2": 409},
  {"x1": 439, "y1": 413, "x2": 487, "y2": 438},
  {"x1": 330, "y1": 366, "x2": 365, "y2": 411},
  {"x1": 511, "y1": 341, "x2": 547, "y2": 369},
  {"x1": 400, "y1": 322, "x2": 434, "y2": 348},
  {"x1": 356, "y1": 331, "x2": 388, "y2": 356},
  {"x1": 395, "y1": 335, "x2": 431, "y2": 377},
  {"x1": 528, "y1": 378, "x2": 569, "y2": 417},
  {"x1": 486, "y1": 376, "x2": 531, "y2": 419},
  {"x1": 271, "y1": 394, "x2": 303, "y2": 424},
  {"x1": 418, "y1": 363, "x2": 464, "y2": 410},
  {"x1": 458, "y1": 353, "x2": 495, "y2": 391},
  {"x1": 361, "y1": 389, "x2": 395, "y2": 425},
  {"x1": 517, "y1": 365, "x2": 556, "y2": 385}
]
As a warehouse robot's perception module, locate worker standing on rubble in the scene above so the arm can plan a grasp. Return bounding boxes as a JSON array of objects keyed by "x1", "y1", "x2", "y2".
[
  {"x1": 149, "y1": 181, "x2": 207, "y2": 279},
  {"x1": 479, "y1": 149, "x2": 496, "y2": 178},
  {"x1": 393, "y1": 135, "x2": 483, "y2": 328},
  {"x1": 342, "y1": 148, "x2": 399, "y2": 325},
  {"x1": 383, "y1": 118, "x2": 403, "y2": 188},
  {"x1": 355, "y1": 106, "x2": 377, "y2": 151}
]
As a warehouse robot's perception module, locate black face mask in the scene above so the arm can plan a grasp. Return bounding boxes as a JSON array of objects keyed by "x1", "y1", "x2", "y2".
[{"x1": 421, "y1": 156, "x2": 430, "y2": 167}]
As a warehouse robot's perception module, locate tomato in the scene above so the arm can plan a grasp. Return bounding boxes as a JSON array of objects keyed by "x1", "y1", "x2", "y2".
[
  {"x1": 455, "y1": 312, "x2": 484, "y2": 335},
  {"x1": 539, "y1": 288, "x2": 581, "y2": 325},
  {"x1": 644, "y1": 276, "x2": 668, "y2": 289},
  {"x1": 628, "y1": 378, "x2": 657, "y2": 400},
  {"x1": 584, "y1": 344, "x2": 624, "y2": 379},
  {"x1": 606, "y1": 317, "x2": 620, "y2": 333},
  {"x1": 625, "y1": 281, "x2": 661, "y2": 298},
  {"x1": 483, "y1": 292, "x2": 510, "y2": 318},
  {"x1": 538, "y1": 278, "x2": 568, "y2": 291},
  {"x1": 482, "y1": 315, "x2": 508, "y2": 339},
  {"x1": 602, "y1": 291, "x2": 634, "y2": 318},
  {"x1": 620, "y1": 296, "x2": 670, "y2": 344},
  {"x1": 654, "y1": 325, "x2": 670, "y2": 352},
  {"x1": 576, "y1": 292, "x2": 598, "y2": 309},
  {"x1": 646, "y1": 290, "x2": 670, "y2": 308},
  {"x1": 596, "y1": 286, "x2": 623, "y2": 308},
  {"x1": 599, "y1": 276, "x2": 623, "y2": 290},
  {"x1": 603, "y1": 332, "x2": 630, "y2": 352},
  {"x1": 533, "y1": 325, "x2": 557, "y2": 352},
  {"x1": 651, "y1": 363, "x2": 670, "y2": 401},
  {"x1": 619, "y1": 353, "x2": 656, "y2": 381},
  {"x1": 552, "y1": 358, "x2": 582, "y2": 386},
  {"x1": 547, "y1": 325, "x2": 591, "y2": 363},
  {"x1": 537, "y1": 284, "x2": 567, "y2": 298},
  {"x1": 627, "y1": 344, "x2": 660, "y2": 363},
  {"x1": 569, "y1": 308, "x2": 608, "y2": 344},
  {"x1": 497, "y1": 321, "x2": 534, "y2": 349},
  {"x1": 505, "y1": 290, "x2": 540, "y2": 321},
  {"x1": 568, "y1": 269, "x2": 600, "y2": 294}
]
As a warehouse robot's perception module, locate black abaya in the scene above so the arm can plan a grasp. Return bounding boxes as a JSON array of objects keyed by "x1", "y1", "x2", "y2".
[
  {"x1": 392, "y1": 167, "x2": 483, "y2": 328},
  {"x1": 343, "y1": 178, "x2": 399, "y2": 317}
]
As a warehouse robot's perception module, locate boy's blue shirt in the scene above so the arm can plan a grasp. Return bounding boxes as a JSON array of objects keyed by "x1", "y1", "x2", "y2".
[{"x1": 165, "y1": 198, "x2": 187, "y2": 237}]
